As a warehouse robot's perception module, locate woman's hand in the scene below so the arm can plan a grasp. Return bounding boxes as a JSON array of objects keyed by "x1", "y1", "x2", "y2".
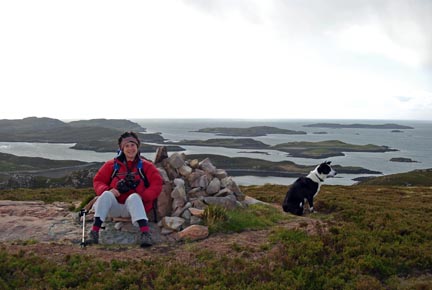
[{"x1": 110, "y1": 188, "x2": 121, "y2": 197}]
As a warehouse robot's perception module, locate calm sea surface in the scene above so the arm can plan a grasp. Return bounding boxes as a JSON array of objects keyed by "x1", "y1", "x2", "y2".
[{"x1": 1, "y1": 119, "x2": 431, "y2": 186}]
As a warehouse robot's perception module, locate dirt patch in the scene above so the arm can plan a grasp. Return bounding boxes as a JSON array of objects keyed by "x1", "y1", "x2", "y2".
[{"x1": 0, "y1": 200, "x2": 328, "y2": 263}]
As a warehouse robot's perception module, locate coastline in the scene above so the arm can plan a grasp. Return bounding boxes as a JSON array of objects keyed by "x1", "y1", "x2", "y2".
[{"x1": 1, "y1": 118, "x2": 431, "y2": 186}]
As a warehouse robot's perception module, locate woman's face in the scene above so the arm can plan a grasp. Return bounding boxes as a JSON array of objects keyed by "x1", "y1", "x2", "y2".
[{"x1": 123, "y1": 142, "x2": 138, "y2": 161}]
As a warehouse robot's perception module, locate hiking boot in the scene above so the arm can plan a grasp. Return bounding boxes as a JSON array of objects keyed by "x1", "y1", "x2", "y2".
[
  {"x1": 87, "y1": 230, "x2": 99, "y2": 245},
  {"x1": 140, "y1": 232, "x2": 153, "y2": 247}
]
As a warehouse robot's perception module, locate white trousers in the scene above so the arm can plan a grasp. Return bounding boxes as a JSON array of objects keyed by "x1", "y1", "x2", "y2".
[{"x1": 93, "y1": 191, "x2": 148, "y2": 224}]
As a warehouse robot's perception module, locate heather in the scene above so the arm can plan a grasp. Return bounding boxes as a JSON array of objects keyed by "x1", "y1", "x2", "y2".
[{"x1": 1, "y1": 177, "x2": 431, "y2": 289}]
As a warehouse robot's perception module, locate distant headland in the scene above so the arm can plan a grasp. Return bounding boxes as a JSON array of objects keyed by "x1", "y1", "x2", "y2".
[{"x1": 0, "y1": 117, "x2": 183, "y2": 153}]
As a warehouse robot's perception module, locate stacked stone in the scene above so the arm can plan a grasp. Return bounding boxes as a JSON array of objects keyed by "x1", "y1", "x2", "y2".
[{"x1": 154, "y1": 147, "x2": 246, "y2": 240}]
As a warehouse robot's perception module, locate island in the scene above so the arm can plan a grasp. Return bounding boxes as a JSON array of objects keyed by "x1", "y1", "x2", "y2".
[
  {"x1": 237, "y1": 151, "x2": 270, "y2": 155},
  {"x1": 390, "y1": 157, "x2": 418, "y2": 163},
  {"x1": 71, "y1": 141, "x2": 184, "y2": 153},
  {"x1": 193, "y1": 126, "x2": 307, "y2": 137},
  {"x1": 173, "y1": 138, "x2": 270, "y2": 149},
  {"x1": 0, "y1": 152, "x2": 100, "y2": 188},
  {"x1": 0, "y1": 152, "x2": 88, "y2": 172},
  {"x1": 303, "y1": 123, "x2": 414, "y2": 129},
  {"x1": 271, "y1": 140, "x2": 397, "y2": 159},
  {"x1": 185, "y1": 154, "x2": 381, "y2": 177},
  {"x1": 172, "y1": 138, "x2": 398, "y2": 159}
]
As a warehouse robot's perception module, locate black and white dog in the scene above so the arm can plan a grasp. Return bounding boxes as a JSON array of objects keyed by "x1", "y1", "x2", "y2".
[{"x1": 282, "y1": 161, "x2": 337, "y2": 216}]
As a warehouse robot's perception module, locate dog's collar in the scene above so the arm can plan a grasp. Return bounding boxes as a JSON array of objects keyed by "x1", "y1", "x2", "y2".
[
  {"x1": 314, "y1": 173, "x2": 324, "y2": 182},
  {"x1": 307, "y1": 172, "x2": 324, "y2": 183}
]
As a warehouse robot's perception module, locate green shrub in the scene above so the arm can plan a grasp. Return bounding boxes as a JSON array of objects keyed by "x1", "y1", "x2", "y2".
[{"x1": 208, "y1": 203, "x2": 286, "y2": 233}]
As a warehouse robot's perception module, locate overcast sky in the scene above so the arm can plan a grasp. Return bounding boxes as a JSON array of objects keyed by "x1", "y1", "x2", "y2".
[{"x1": 1, "y1": 0, "x2": 431, "y2": 121}]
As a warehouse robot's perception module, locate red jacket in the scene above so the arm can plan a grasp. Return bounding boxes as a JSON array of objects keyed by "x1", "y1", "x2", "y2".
[{"x1": 93, "y1": 157, "x2": 163, "y2": 212}]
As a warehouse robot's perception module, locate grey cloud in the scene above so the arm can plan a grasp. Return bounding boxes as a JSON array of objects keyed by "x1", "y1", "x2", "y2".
[
  {"x1": 394, "y1": 96, "x2": 413, "y2": 102},
  {"x1": 184, "y1": 0, "x2": 432, "y2": 67},
  {"x1": 376, "y1": 0, "x2": 432, "y2": 68}
]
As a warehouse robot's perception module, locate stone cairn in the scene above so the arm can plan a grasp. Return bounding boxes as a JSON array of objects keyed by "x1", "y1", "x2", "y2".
[
  {"x1": 99, "y1": 147, "x2": 248, "y2": 244},
  {"x1": 152, "y1": 146, "x2": 246, "y2": 242}
]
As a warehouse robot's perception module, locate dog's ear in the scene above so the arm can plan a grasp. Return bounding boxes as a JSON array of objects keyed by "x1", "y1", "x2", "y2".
[{"x1": 326, "y1": 161, "x2": 331, "y2": 165}]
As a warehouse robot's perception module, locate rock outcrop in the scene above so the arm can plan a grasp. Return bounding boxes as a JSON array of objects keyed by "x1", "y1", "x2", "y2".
[{"x1": 0, "y1": 200, "x2": 81, "y2": 242}]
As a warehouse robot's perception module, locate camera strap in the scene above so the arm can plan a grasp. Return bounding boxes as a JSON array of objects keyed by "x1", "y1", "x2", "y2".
[
  {"x1": 137, "y1": 159, "x2": 150, "y2": 188},
  {"x1": 110, "y1": 157, "x2": 150, "y2": 188}
]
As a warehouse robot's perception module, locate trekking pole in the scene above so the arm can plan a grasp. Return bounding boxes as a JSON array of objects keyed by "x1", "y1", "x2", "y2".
[{"x1": 79, "y1": 208, "x2": 87, "y2": 248}]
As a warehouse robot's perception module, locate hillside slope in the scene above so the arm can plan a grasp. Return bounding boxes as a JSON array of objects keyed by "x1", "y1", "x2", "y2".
[
  {"x1": 356, "y1": 168, "x2": 432, "y2": 186},
  {"x1": 0, "y1": 183, "x2": 431, "y2": 289}
]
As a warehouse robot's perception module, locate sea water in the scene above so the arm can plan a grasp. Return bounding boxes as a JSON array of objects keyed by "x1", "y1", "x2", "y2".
[{"x1": 1, "y1": 119, "x2": 431, "y2": 186}]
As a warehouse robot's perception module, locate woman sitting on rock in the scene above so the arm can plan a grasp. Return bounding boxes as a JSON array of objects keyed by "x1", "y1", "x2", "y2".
[{"x1": 88, "y1": 131, "x2": 163, "y2": 247}]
